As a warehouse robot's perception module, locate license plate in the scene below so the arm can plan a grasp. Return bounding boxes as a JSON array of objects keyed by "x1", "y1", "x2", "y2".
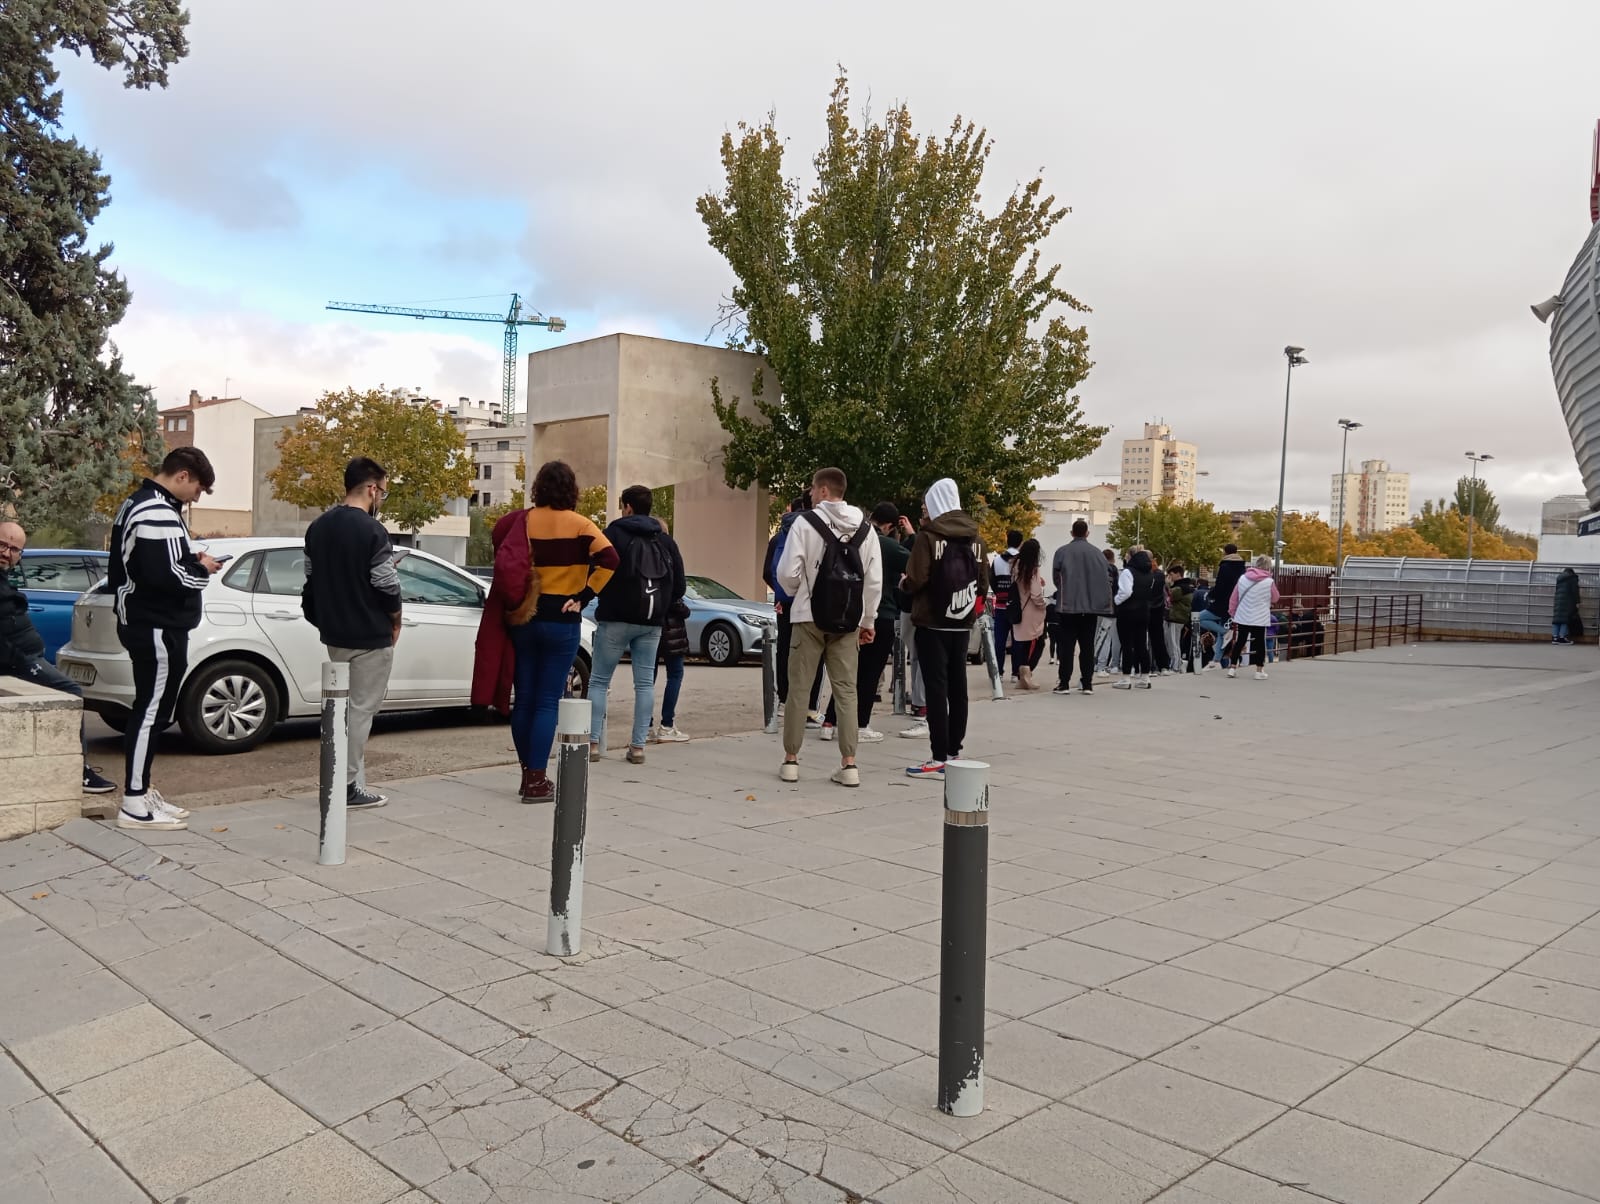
[{"x1": 63, "y1": 662, "x2": 96, "y2": 685}]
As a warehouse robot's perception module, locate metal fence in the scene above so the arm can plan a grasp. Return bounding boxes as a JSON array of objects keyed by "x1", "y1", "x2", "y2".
[
  {"x1": 1336, "y1": 558, "x2": 1600, "y2": 640},
  {"x1": 1278, "y1": 592, "x2": 1424, "y2": 660}
]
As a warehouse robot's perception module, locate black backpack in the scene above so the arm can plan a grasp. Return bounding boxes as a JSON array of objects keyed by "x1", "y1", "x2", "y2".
[
  {"x1": 926, "y1": 535, "x2": 981, "y2": 625},
  {"x1": 617, "y1": 530, "x2": 674, "y2": 623},
  {"x1": 802, "y1": 511, "x2": 871, "y2": 633}
]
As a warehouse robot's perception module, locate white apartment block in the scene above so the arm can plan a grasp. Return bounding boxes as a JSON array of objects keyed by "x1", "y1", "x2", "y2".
[
  {"x1": 1117, "y1": 423, "x2": 1199, "y2": 507},
  {"x1": 1329, "y1": 458, "x2": 1411, "y2": 535},
  {"x1": 467, "y1": 430, "x2": 526, "y2": 508},
  {"x1": 158, "y1": 391, "x2": 273, "y2": 537}
]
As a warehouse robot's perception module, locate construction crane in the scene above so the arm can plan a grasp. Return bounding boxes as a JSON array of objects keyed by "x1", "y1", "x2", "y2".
[{"x1": 326, "y1": 293, "x2": 566, "y2": 424}]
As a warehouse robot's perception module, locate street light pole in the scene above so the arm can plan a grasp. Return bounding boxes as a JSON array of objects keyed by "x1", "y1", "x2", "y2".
[
  {"x1": 1273, "y1": 346, "x2": 1309, "y2": 573},
  {"x1": 1334, "y1": 419, "x2": 1362, "y2": 574},
  {"x1": 1464, "y1": 451, "x2": 1494, "y2": 561}
]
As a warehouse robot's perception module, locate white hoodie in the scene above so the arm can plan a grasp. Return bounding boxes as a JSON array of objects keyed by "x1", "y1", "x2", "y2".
[{"x1": 776, "y1": 499, "x2": 883, "y2": 627}]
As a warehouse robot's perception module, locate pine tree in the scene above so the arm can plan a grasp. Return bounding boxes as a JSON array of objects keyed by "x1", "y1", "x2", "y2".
[{"x1": 0, "y1": 3, "x2": 189, "y2": 534}]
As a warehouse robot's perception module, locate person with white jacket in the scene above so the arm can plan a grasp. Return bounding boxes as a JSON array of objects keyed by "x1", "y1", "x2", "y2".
[
  {"x1": 1227, "y1": 555, "x2": 1281, "y2": 680},
  {"x1": 776, "y1": 467, "x2": 884, "y2": 787}
]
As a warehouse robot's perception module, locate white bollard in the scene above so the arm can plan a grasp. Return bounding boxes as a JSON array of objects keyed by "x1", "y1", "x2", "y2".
[
  {"x1": 317, "y1": 661, "x2": 349, "y2": 867},
  {"x1": 547, "y1": 697, "x2": 591, "y2": 956}
]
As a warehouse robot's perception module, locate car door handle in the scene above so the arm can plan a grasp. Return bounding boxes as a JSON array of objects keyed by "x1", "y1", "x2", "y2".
[
  {"x1": 401, "y1": 617, "x2": 418, "y2": 627},
  {"x1": 262, "y1": 612, "x2": 298, "y2": 621},
  {"x1": 28, "y1": 605, "x2": 44, "y2": 613}
]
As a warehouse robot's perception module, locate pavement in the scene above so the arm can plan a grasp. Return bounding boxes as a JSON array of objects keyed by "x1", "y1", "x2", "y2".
[{"x1": 2, "y1": 642, "x2": 1598, "y2": 1204}]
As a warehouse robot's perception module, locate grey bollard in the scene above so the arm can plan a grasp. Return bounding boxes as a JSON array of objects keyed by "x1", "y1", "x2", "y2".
[
  {"x1": 548, "y1": 697, "x2": 591, "y2": 957},
  {"x1": 938, "y1": 759, "x2": 989, "y2": 1116},
  {"x1": 891, "y1": 626, "x2": 907, "y2": 715},
  {"x1": 978, "y1": 612, "x2": 1006, "y2": 701},
  {"x1": 761, "y1": 619, "x2": 779, "y2": 734},
  {"x1": 317, "y1": 661, "x2": 349, "y2": 867}
]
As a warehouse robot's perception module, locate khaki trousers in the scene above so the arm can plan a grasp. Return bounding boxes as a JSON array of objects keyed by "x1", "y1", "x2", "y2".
[{"x1": 783, "y1": 621, "x2": 859, "y2": 759}]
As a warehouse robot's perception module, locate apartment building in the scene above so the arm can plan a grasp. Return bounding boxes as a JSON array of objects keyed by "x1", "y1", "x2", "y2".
[
  {"x1": 1329, "y1": 458, "x2": 1411, "y2": 534},
  {"x1": 1117, "y1": 423, "x2": 1199, "y2": 507},
  {"x1": 158, "y1": 391, "x2": 273, "y2": 536}
]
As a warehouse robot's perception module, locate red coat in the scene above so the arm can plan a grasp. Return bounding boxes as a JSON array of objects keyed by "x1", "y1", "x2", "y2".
[{"x1": 471, "y1": 509, "x2": 531, "y2": 713}]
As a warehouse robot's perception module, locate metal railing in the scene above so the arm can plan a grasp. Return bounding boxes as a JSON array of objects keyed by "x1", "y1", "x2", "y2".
[
  {"x1": 1335, "y1": 560, "x2": 1600, "y2": 641},
  {"x1": 1189, "y1": 591, "x2": 1423, "y2": 665}
]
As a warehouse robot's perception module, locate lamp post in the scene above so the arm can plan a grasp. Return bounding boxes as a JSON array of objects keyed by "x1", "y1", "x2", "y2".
[
  {"x1": 1464, "y1": 451, "x2": 1493, "y2": 561},
  {"x1": 1272, "y1": 346, "x2": 1309, "y2": 573},
  {"x1": 1334, "y1": 419, "x2": 1363, "y2": 574}
]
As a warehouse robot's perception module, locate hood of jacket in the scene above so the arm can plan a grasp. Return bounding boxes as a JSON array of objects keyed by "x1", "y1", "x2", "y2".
[
  {"x1": 1243, "y1": 566, "x2": 1273, "y2": 583},
  {"x1": 923, "y1": 510, "x2": 978, "y2": 539},
  {"x1": 611, "y1": 513, "x2": 666, "y2": 539},
  {"x1": 809, "y1": 498, "x2": 866, "y2": 535},
  {"x1": 1129, "y1": 550, "x2": 1153, "y2": 573},
  {"x1": 924, "y1": 478, "x2": 962, "y2": 521}
]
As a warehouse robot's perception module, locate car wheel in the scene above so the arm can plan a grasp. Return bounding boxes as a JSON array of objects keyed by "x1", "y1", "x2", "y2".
[
  {"x1": 177, "y1": 658, "x2": 280, "y2": 754},
  {"x1": 704, "y1": 621, "x2": 740, "y2": 667},
  {"x1": 566, "y1": 650, "x2": 591, "y2": 699}
]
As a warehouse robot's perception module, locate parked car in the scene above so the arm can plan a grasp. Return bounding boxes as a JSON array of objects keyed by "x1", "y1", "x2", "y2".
[
  {"x1": 56, "y1": 537, "x2": 592, "y2": 754},
  {"x1": 581, "y1": 574, "x2": 774, "y2": 667},
  {"x1": 6, "y1": 548, "x2": 110, "y2": 665}
]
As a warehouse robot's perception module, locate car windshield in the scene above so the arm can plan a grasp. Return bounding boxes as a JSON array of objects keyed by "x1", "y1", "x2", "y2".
[{"x1": 684, "y1": 576, "x2": 745, "y2": 602}]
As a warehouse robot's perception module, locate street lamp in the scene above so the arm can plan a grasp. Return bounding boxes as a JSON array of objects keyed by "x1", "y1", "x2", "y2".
[
  {"x1": 1464, "y1": 451, "x2": 1493, "y2": 561},
  {"x1": 1334, "y1": 419, "x2": 1363, "y2": 573},
  {"x1": 1273, "y1": 346, "x2": 1309, "y2": 573}
]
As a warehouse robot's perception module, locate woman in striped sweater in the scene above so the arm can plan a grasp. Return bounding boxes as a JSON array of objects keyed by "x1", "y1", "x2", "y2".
[{"x1": 492, "y1": 460, "x2": 618, "y2": 801}]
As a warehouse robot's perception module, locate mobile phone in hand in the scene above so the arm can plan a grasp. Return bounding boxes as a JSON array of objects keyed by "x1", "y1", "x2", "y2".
[{"x1": 211, "y1": 554, "x2": 234, "y2": 564}]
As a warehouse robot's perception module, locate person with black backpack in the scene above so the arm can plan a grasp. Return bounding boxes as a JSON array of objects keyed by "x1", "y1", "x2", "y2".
[
  {"x1": 775, "y1": 467, "x2": 883, "y2": 788},
  {"x1": 589, "y1": 485, "x2": 686, "y2": 765},
  {"x1": 901, "y1": 477, "x2": 990, "y2": 777}
]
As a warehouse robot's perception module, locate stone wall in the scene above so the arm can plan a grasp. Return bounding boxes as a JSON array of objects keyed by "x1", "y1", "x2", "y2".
[{"x1": 0, "y1": 681, "x2": 85, "y2": 839}]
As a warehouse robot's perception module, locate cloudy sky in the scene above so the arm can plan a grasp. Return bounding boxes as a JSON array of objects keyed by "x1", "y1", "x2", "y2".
[{"x1": 57, "y1": 1, "x2": 1600, "y2": 529}]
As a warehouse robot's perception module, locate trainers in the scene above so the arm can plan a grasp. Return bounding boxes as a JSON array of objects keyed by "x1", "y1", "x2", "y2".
[
  {"x1": 1254, "y1": 670, "x2": 1269, "y2": 680},
  {"x1": 626, "y1": 746, "x2": 646, "y2": 765},
  {"x1": 831, "y1": 765, "x2": 861, "y2": 788},
  {"x1": 805, "y1": 712, "x2": 823, "y2": 729},
  {"x1": 906, "y1": 761, "x2": 945, "y2": 778},
  {"x1": 590, "y1": 742, "x2": 601, "y2": 763},
  {"x1": 116, "y1": 800, "x2": 186, "y2": 831},
  {"x1": 858, "y1": 727, "x2": 885, "y2": 743},
  {"x1": 820, "y1": 723, "x2": 837, "y2": 741},
  {"x1": 1112, "y1": 678, "x2": 1133, "y2": 690},
  {"x1": 82, "y1": 766, "x2": 116, "y2": 794},
  {"x1": 1080, "y1": 685, "x2": 1095, "y2": 694},
  {"x1": 779, "y1": 761, "x2": 800, "y2": 783},
  {"x1": 1135, "y1": 676, "x2": 1153, "y2": 690},
  {"x1": 900, "y1": 720, "x2": 929, "y2": 738},
  {"x1": 645, "y1": 725, "x2": 660, "y2": 743},
  {"x1": 519, "y1": 768, "x2": 553, "y2": 803},
  {"x1": 145, "y1": 788, "x2": 189, "y2": 819},
  {"x1": 1202, "y1": 662, "x2": 1219, "y2": 673},
  {"x1": 1226, "y1": 667, "x2": 1237, "y2": 678},
  {"x1": 654, "y1": 725, "x2": 690, "y2": 743},
  {"x1": 347, "y1": 785, "x2": 387, "y2": 808},
  {"x1": 1051, "y1": 684, "x2": 1073, "y2": 695}
]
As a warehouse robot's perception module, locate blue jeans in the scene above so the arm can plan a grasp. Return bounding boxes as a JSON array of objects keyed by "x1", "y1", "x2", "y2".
[
  {"x1": 509, "y1": 620, "x2": 583, "y2": 772},
  {"x1": 653, "y1": 654, "x2": 684, "y2": 727},
  {"x1": 11, "y1": 655, "x2": 87, "y2": 757},
  {"x1": 1554, "y1": 622, "x2": 1570, "y2": 640},
  {"x1": 589, "y1": 622, "x2": 662, "y2": 752},
  {"x1": 1196, "y1": 610, "x2": 1231, "y2": 667},
  {"x1": 992, "y1": 609, "x2": 1012, "y2": 671}
]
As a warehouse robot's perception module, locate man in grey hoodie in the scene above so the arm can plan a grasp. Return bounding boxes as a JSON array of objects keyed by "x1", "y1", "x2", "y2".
[{"x1": 1051, "y1": 520, "x2": 1113, "y2": 694}]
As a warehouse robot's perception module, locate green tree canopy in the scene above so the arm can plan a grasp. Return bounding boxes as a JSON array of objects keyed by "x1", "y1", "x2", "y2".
[
  {"x1": 1106, "y1": 499, "x2": 1233, "y2": 573},
  {"x1": 1233, "y1": 510, "x2": 1338, "y2": 566},
  {"x1": 1451, "y1": 476, "x2": 1501, "y2": 533},
  {"x1": 1, "y1": 2, "x2": 187, "y2": 533},
  {"x1": 697, "y1": 72, "x2": 1105, "y2": 515},
  {"x1": 268, "y1": 388, "x2": 474, "y2": 534}
]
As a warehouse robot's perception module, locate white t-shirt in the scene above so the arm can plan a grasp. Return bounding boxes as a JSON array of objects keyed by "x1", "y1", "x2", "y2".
[{"x1": 990, "y1": 548, "x2": 1017, "y2": 591}]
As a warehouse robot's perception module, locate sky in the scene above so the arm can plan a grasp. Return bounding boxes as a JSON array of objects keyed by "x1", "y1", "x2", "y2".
[{"x1": 55, "y1": 0, "x2": 1600, "y2": 530}]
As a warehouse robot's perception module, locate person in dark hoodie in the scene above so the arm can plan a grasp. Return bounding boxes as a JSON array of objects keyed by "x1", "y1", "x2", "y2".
[
  {"x1": 590, "y1": 484, "x2": 685, "y2": 765},
  {"x1": 901, "y1": 478, "x2": 989, "y2": 777},
  {"x1": 1199, "y1": 543, "x2": 1246, "y2": 673},
  {"x1": 1112, "y1": 548, "x2": 1158, "y2": 689},
  {"x1": 1553, "y1": 567, "x2": 1582, "y2": 645}
]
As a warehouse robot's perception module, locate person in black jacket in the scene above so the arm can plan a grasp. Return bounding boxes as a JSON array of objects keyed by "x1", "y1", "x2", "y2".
[
  {"x1": 1553, "y1": 567, "x2": 1582, "y2": 644},
  {"x1": 302, "y1": 457, "x2": 402, "y2": 809},
  {"x1": 1199, "y1": 544, "x2": 1247, "y2": 672},
  {"x1": 590, "y1": 485, "x2": 686, "y2": 763},
  {"x1": 1112, "y1": 549, "x2": 1158, "y2": 689},
  {"x1": 108, "y1": 447, "x2": 222, "y2": 829}
]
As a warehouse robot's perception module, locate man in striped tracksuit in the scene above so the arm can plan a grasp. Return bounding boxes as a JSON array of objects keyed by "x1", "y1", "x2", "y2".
[{"x1": 107, "y1": 447, "x2": 222, "y2": 830}]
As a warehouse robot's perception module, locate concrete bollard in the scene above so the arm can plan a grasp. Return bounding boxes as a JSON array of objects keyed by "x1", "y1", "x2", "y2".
[
  {"x1": 938, "y1": 758, "x2": 989, "y2": 1116},
  {"x1": 317, "y1": 661, "x2": 349, "y2": 867},
  {"x1": 761, "y1": 620, "x2": 779, "y2": 735},
  {"x1": 547, "y1": 697, "x2": 591, "y2": 957}
]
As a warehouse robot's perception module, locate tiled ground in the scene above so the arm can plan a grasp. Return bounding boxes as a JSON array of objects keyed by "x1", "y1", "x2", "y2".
[{"x1": 2, "y1": 641, "x2": 1597, "y2": 1203}]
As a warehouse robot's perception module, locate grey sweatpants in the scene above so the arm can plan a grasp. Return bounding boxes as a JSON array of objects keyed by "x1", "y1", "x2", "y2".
[{"x1": 327, "y1": 645, "x2": 394, "y2": 788}]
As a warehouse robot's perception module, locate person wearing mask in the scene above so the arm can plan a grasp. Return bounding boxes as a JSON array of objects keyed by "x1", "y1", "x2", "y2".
[
  {"x1": 485, "y1": 460, "x2": 618, "y2": 803},
  {"x1": 776, "y1": 468, "x2": 883, "y2": 787},
  {"x1": 0, "y1": 521, "x2": 117, "y2": 794},
  {"x1": 1112, "y1": 548, "x2": 1157, "y2": 690},
  {"x1": 1051, "y1": 520, "x2": 1113, "y2": 695},
  {"x1": 1009, "y1": 537, "x2": 1047, "y2": 690},
  {"x1": 901, "y1": 478, "x2": 989, "y2": 776},
  {"x1": 1199, "y1": 544, "x2": 1247, "y2": 673},
  {"x1": 989, "y1": 530, "x2": 1022, "y2": 681},
  {"x1": 1553, "y1": 567, "x2": 1582, "y2": 645},
  {"x1": 107, "y1": 447, "x2": 222, "y2": 829},
  {"x1": 1228, "y1": 555, "x2": 1281, "y2": 679},
  {"x1": 590, "y1": 485, "x2": 686, "y2": 765},
  {"x1": 821, "y1": 502, "x2": 907, "y2": 742}
]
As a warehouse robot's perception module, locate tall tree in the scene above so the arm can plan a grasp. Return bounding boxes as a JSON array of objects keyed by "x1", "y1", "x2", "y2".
[
  {"x1": 267, "y1": 388, "x2": 474, "y2": 534},
  {"x1": 1106, "y1": 499, "x2": 1233, "y2": 571},
  {"x1": 1233, "y1": 510, "x2": 1338, "y2": 566},
  {"x1": 0, "y1": 2, "x2": 187, "y2": 533},
  {"x1": 697, "y1": 72, "x2": 1105, "y2": 514},
  {"x1": 1451, "y1": 476, "x2": 1501, "y2": 534}
]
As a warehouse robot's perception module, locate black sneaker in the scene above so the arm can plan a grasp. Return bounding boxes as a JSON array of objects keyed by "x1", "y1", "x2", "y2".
[
  {"x1": 83, "y1": 766, "x2": 117, "y2": 794},
  {"x1": 347, "y1": 785, "x2": 388, "y2": 809},
  {"x1": 1079, "y1": 686, "x2": 1094, "y2": 695},
  {"x1": 1051, "y1": 683, "x2": 1073, "y2": 695}
]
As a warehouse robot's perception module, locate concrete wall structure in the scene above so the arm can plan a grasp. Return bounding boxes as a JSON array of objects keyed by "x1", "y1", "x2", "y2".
[
  {"x1": 0, "y1": 681, "x2": 86, "y2": 839},
  {"x1": 527, "y1": 334, "x2": 772, "y2": 600},
  {"x1": 1031, "y1": 486, "x2": 1115, "y2": 556}
]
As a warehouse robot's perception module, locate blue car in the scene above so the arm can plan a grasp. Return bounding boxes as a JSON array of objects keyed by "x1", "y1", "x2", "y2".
[
  {"x1": 7, "y1": 548, "x2": 110, "y2": 664},
  {"x1": 582, "y1": 574, "x2": 775, "y2": 666}
]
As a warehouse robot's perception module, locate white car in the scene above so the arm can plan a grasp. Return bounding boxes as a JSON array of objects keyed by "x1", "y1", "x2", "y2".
[{"x1": 56, "y1": 537, "x2": 593, "y2": 754}]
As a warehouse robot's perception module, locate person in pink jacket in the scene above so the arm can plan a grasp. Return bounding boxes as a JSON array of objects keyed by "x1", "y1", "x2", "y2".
[{"x1": 1228, "y1": 555, "x2": 1281, "y2": 680}]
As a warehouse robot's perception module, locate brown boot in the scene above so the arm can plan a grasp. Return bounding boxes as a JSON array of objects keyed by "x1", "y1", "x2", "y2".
[{"x1": 519, "y1": 768, "x2": 553, "y2": 804}]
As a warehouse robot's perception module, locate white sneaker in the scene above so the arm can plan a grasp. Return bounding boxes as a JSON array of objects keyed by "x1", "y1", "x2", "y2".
[
  {"x1": 1226, "y1": 667, "x2": 1237, "y2": 678},
  {"x1": 1202, "y1": 662, "x2": 1219, "y2": 673},
  {"x1": 117, "y1": 799, "x2": 186, "y2": 831},
  {"x1": 858, "y1": 727, "x2": 885, "y2": 743},
  {"x1": 146, "y1": 788, "x2": 190, "y2": 820},
  {"x1": 900, "y1": 720, "x2": 929, "y2": 738},
  {"x1": 1254, "y1": 670, "x2": 1269, "y2": 680},
  {"x1": 820, "y1": 724, "x2": 837, "y2": 741},
  {"x1": 831, "y1": 765, "x2": 861, "y2": 788},
  {"x1": 1112, "y1": 678, "x2": 1133, "y2": 690},
  {"x1": 654, "y1": 725, "x2": 690, "y2": 742},
  {"x1": 646, "y1": 725, "x2": 660, "y2": 743},
  {"x1": 779, "y1": 761, "x2": 800, "y2": 783}
]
